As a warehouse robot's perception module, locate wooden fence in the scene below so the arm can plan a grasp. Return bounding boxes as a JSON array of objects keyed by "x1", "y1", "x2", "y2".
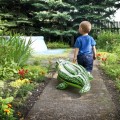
[{"x1": 92, "y1": 21, "x2": 120, "y2": 33}]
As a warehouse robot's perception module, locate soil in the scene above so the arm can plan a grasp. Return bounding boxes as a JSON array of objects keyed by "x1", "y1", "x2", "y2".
[
  {"x1": 20, "y1": 65, "x2": 120, "y2": 119},
  {"x1": 98, "y1": 67, "x2": 120, "y2": 119},
  {"x1": 19, "y1": 75, "x2": 54, "y2": 119}
]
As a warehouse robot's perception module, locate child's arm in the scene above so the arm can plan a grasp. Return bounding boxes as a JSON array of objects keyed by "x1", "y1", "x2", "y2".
[
  {"x1": 92, "y1": 46, "x2": 96, "y2": 60},
  {"x1": 73, "y1": 48, "x2": 79, "y2": 63}
]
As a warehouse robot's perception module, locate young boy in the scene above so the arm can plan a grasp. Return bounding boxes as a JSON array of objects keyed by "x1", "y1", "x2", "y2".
[{"x1": 73, "y1": 21, "x2": 96, "y2": 72}]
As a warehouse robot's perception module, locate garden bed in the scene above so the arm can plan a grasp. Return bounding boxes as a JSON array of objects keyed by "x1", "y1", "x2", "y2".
[
  {"x1": 17, "y1": 74, "x2": 54, "y2": 119},
  {"x1": 0, "y1": 41, "x2": 72, "y2": 120}
]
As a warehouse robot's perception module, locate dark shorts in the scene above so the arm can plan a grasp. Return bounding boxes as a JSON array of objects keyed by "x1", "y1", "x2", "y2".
[{"x1": 77, "y1": 54, "x2": 93, "y2": 72}]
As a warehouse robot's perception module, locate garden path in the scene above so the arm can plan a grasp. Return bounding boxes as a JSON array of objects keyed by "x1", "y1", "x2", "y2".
[{"x1": 25, "y1": 51, "x2": 119, "y2": 120}]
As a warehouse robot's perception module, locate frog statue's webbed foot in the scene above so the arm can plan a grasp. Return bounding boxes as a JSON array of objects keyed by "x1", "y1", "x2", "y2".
[{"x1": 56, "y1": 82, "x2": 68, "y2": 90}]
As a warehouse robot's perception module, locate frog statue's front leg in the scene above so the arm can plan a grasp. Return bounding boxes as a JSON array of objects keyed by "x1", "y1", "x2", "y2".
[{"x1": 56, "y1": 75, "x2": 68, "y2": 90}]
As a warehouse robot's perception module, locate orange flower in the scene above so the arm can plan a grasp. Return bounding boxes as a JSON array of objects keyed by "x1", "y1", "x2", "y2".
[
  {"x1": 8, "y1": 104, "x2": 12, "y2": 108},
  {"x1": 18, "y1": 69, "x2": 28, "y2": 78},
  {"x1": 96, "y1": 53, "x2": 101, "y2": 57},
  {"x1": 4, "y1": 109, "x2": 10, "y2": 115},
  {"x1": 102, "y1": 58, "x2": 107, "y2": 61}
]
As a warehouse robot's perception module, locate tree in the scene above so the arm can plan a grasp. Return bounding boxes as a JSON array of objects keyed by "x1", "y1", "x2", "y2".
[
  {"x1": 0, "y1": 0, "x2": 34, "y2": 34},
  {"x1": 32, "y1": 0, "x2": 76, "y2": 43},
  {"x1": 63, "y1": 0, "x2": 120, "y2": 44},
  {"x1": 65, "y1": 0, "x2": 120, "y2": 28}
]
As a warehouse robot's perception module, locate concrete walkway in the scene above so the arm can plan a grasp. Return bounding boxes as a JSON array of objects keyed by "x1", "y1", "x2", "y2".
[{"x1": 25, "y1": 60, "x2": 118, "y2": 120}]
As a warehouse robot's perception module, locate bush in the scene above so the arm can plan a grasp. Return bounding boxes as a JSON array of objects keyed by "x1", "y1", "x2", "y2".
[{"x1": 97, "y1": 31, "x2": 120, "y2": 52}]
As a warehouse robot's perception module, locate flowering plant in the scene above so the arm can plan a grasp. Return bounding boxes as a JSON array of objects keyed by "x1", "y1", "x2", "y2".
[
  {"x1": 10, "y1": 79, "x2": 30, "y2": 88},
  {"x1": 18, "y1": 69, "x2": 28, "y2": 79},
  {"x1": 0, "y1": 97, "x2": 15, "y2": 120},
  {"x1": 96, "y1": 52, "x2": 108, "y2": 61}
]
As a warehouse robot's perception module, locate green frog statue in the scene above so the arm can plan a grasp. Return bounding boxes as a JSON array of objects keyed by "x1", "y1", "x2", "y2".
[{"x1": 56, "y1": 59, "x2": 93, "y2": 93}]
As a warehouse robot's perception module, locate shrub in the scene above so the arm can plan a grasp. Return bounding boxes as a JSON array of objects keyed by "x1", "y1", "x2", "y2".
[{"x1": 97, "y1": 31, "x2": 120, "y2": 52}]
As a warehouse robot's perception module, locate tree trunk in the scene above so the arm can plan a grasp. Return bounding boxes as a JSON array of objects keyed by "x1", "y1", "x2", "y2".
[
  {"x1": 70, "y1": 36, "x2": 74, "y2": 47},
  {"x1": 60, "y1": 35, "x2": 63, "y2": 42}
]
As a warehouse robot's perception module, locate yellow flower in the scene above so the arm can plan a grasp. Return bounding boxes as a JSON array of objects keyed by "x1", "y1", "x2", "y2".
[
  {"x1": 10, "y1": 79, "x2": 30, "y2": 88},
  {"x1": 40, "y1": 71, "x2": 45, "y2": 75},
  {"x1": 4, "y1": 109, "x2": 10, "y2": 115}
]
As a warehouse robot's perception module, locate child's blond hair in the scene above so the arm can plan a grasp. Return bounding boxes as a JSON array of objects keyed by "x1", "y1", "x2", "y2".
[{"x1": 79, "y1": 21, "x2": 91, "y2": 33}]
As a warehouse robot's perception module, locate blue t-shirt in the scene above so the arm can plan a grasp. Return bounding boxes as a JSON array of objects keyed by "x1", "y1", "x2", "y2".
[{"x1": 74, "y1": 35, "x2": 96, "y2": 55}]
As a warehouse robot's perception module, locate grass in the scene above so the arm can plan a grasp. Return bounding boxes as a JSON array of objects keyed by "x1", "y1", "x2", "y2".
[
  {"x1": 47, "y1": 41, "x2": 70, "y2": 49},
  {"x1": 27, "y1": 49, "x2": 72, "y2": 65}
]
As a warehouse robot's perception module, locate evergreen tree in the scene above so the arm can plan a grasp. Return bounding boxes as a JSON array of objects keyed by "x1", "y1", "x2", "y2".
[
  {"x1": 63, "y1": 0, "x2": 120, "y2": 45},
  {"x1": 32, "y1": 0, "x2": 76, "y2": 42},
  {"x1": 65, "y1": 0, "x2": 120, "y2": 29},
  {"x1": 0, "y1": 0, "x2": 34, "y2": 34}
]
